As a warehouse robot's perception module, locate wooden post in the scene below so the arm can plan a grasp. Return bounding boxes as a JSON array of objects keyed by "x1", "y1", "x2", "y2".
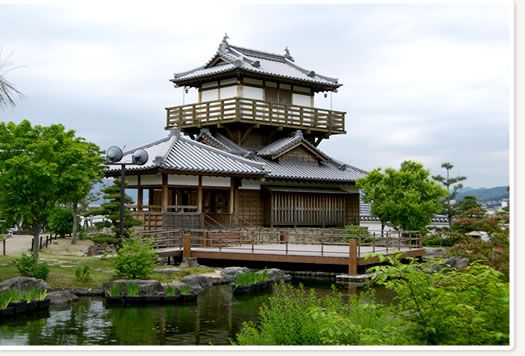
[
  {"x1": 348, "y1": 239, "x2": 358, "y2": 276},
  {"x1": 2, "y1": 239, "x2": 6, "y2": 255},
  {"x1": 197, "y1": 176, "x2": 203, "y2": 213},
  {"x1": 137, "y1": 175, "x2": 143, "y2": 211},
  {"x1": 182, "y1": 233, "x2": 192, "y2": 258},
  {"x1": 162, "y1": 173, "x2": 169, "y2": 213},
  {"x1": 39, "y1": 236, "x2": 43, "y2": 250},
  {"x1": 229, "y1": 178, "x2": 235, "y2": 216}
]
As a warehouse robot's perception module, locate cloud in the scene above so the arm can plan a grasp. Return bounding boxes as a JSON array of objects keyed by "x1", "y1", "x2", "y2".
[{"x1": 0, "y1": 2, "x2": 510, "y2": 188}]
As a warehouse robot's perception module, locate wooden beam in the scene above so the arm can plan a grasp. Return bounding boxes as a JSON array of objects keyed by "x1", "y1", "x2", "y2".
[
  {"x1": 314, "y1": 137, "x2": 323, "y2": 146},
  {"x1": 137, "y1": 175, "x2": 143, "y2": 211},
  {"x1": 239, "y1": 127, "x2": 253, "y2": 145},
  {"x1": 229, "y1": 178, "x2": 235, "y2": 215}
]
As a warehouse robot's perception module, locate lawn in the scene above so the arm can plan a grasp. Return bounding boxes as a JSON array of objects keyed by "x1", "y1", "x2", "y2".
[{"x1": 0, "y1": 253, "x2": 216, "y2": 289}]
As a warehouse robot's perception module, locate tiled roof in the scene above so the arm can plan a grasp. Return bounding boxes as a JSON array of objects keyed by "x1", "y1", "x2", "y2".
[
  {"x1": 257, "y1": 130, "x2": 331, "y2": 163},
  {"x1": 172, "y1": 38, "x2": 341, "y2": 90},
  {"x1": 106, "y1": 129, "x2": 264, "y2": 176}
]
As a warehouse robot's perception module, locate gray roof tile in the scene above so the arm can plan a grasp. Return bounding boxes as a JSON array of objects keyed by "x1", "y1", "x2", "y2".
[{"x1": 172, "y1": 40, "x2": 341, "y2": 89}]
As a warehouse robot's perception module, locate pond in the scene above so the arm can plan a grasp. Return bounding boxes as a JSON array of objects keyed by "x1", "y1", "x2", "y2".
[{"x1": 0, "y1": 279, "x2": 393, "y2": 346}]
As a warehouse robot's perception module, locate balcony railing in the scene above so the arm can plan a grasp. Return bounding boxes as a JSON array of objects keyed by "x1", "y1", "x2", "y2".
[{"x1": 165, "y1": 97, "x2": 346, "y2": 135}]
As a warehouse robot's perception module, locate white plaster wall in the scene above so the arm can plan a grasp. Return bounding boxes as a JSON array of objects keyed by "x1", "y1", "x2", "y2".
[
  {"x1": 220, "y1": 85, "x2": 237, "y2": 99},
  {"x1": 239, "y1": 180, "x2": 262, "y2": 190},
  {"x1": 292, "y1": 93, "x2": 312, "y2": 107},
  {"x1": 202, "y1": 176, "x2": 231, "y2": 187},
  {"x1": 126, "y1": 176, "x2": 138, "y2": 186},
  {"x1": 241, "y1": 86, "x2": 264, "y2": 100},
  {"x1": 140, "y1": 174, "x2": 162, "y2": 185},
  {"x1": 201, "y1": 89, "x2": 219, "y2": 102},
  {"x1": 168, "y1": 175, "x2": 199, "y2": 186}
]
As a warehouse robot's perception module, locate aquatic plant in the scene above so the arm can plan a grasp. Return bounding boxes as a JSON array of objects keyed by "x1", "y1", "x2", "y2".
[
  {"x1": 107, "y1": 283, "x2": 121, "y2": 297},
  {"x1": 180, "y1": 285, "x2": 191, "y2": 296},
  {"x1": 234, "y1": 269, "x2": 270, "y2": 287},
  {"x1": 165, "y1": 285, "x2": 176, "y2": 297},
  {"x1": 125, "y1": 283, "x2": 140, "y2": 297},
  {"x1": 75, "y1": 264, "x2": 91, "y2": 283}
]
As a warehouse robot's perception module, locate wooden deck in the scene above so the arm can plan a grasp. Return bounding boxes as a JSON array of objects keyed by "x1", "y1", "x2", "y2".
[{"x1": 151, "y1": 230, "x2": 425, "y2": 275}]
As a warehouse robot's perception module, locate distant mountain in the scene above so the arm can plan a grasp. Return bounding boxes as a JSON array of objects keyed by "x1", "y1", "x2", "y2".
[{"x1": 456, "y1": 186, "x2": 509, "y2": 202}]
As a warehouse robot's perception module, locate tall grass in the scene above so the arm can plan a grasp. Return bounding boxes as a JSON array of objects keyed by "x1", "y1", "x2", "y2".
[
  {"x1": 234, "y1": 270, "x2": 270, "y2": 287},
  {"x1": 125, "y1": 283, "x2": 140, "y2": 296}
]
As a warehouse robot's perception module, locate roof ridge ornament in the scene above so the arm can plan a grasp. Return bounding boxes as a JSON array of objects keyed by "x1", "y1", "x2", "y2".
[
  {"x1": 294, "y1": 129, "x2": 303, "y2": 138},
  {"x1": 218, "y1": 33, "x2": 230, "y2": 53},
  {"x1": 169, "y1": 128, "x2": 181, "y2": 140},
  {"x1": 284, "y1": 46, "x2": 294, "y2": 62}
]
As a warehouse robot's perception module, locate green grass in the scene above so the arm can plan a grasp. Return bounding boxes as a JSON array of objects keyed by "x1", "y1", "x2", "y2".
[
  {"x1": 234, "y1": 270, "x2": 270, "y2": 287},
  {"x1": 0, "y1": 254, "x2": 216, "y2": 289},
  {"x1": 180, "y1": 285, "x2": 191, "y2": 295},
  {"x1": 125, "y1": 283, "x2": 140, "y2": 296}
]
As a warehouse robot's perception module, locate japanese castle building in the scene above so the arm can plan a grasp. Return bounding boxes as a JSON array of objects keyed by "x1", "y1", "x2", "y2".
[{"x1": 107, "y1": 37, "x2": 367, "y2": 231}]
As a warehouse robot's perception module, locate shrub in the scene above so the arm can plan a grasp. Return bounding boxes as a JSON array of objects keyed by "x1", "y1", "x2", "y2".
[
  {"x1": 234, "y1": 270, "x2": 270, "y2": 287},
  {"x1": 422, "y1": 231, "x2": 463, "y2": 247},
  {"x1": 234, "y1": 283, "x2": 411, "y2": 345},
  {"x1": 75, "y1": 264, "x2": 91, "y2": 283},
  {"x1": 88, "y1": 234, "x2": 119, "y2": 245},
  {"x1": 125, "y1": 283, "x2": 140, "y2": 296},
  {"x1": 113, "y1": 236, "x2": 157, "y2": 279},
  {"x1": 12, "y1": 253, "x2": 49, "y2": 280},
  {"x1": 370, "y1": 256, "x2": 509, "y2": 345}
]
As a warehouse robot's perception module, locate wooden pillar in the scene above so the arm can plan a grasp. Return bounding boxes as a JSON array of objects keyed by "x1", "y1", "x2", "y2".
[
  {"x1": 229, "y1": 178, "x2": 235, "y2": 215},
  {"x1": 197, "y1": 176, "x2": 203, "y2": 213},
  {"x1": 183, "y1": 233, "x2": 192, "y2": 258},
  {"x1": 348, "y1": 239, "x2": 358, "y2": 276},
  {"x1": 162, "y1": 173, "x2": 169, "y2": 212},
  {"x1": 137, "y1": 175, "x2": 143, "y2": 211}
]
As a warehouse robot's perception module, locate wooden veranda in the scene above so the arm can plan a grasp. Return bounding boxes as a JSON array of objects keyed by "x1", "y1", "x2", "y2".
[{"x1": 140, "y1": 229, "x2": 425, "y2": 275}]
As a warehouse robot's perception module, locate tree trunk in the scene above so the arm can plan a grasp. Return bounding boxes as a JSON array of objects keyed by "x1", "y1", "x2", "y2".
[
  {"x1": 31, "y1": 223, "x2": 41, "y2": 261},
  {"x1": 72, "y1": 201, "x2": 78, "y2": 244}
]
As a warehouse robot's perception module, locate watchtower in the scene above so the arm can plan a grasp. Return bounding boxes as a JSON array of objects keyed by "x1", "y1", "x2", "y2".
[{"x1": 166, "y1": 35, "x2": 345, "y2": 149}]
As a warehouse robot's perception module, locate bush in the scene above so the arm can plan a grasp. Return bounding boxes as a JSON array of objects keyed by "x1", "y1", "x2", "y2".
[
  {"x1": 12, "y1": 253, "x2": 49, "y2": 281},
  {"x1": 422, "y1": 231, "x2": 463, "y2": 247},
  {"x1": 113, "y1": 236, "x2": 157, "y2": 279},
  {"x1": 88, "y1": 234, "x2": 118, "y2": 245},
  {"x1": 370, "y1": 256, "x2": 509, "y2": 345},
  {"x1": 234, "y1": 283, "x2": 412, "y2": 345}
]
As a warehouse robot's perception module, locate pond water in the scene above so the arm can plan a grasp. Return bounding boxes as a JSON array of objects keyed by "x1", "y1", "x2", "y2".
[{"x1": 0, "y1": 279, "x2": 392, "y2": 346}]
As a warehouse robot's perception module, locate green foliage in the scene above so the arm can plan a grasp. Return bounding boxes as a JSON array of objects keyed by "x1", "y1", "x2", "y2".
[
  {"x1": 125, "y1": 283, "x2": 140, "y2": 296},
  {"x1": 0, "y1": 288, "x2": 47, "y2": 307},
  {"x1": 92, "y1": 179, "x2": 142, "y2": 241},
  {"x1": 113, "y1": 236, "x2": 157, "y2": 279},
  {"x1": 234, "y1": 283, "x2": 412, "y2": 345},
  {"x1": 234, "y1": 270, "x2": 270, "y2": 287},
  {"x1": 0, "y1": 292, "x2": 13, "y2": 309},
  {"x1": 370, "y1": 257, "x2": 509, "y2": 345},
  {"x1": 12, "y1": 253, "x2": 49, "y2": 280},
  {"x1": 422, "y1": 231, "x2": 463, "y2": 247},
  {"x1": 87, "y1": 234, "x2": 119, "y2": 245},
  {"x1": 0, "y1": 120, "x2": 103, "y2": 257},
  {"x1": 165, "y1": 285, "x2": 176, "y2": 297},
  {"x1": 107, "y1": 284, "x2": 121, "y2": 297},
  {"x1": 357, "y1": 160, "x2": 447, "y2": 232},
  {"x1": 75, "y1": 264, "x2": 91, "y2": 283},
  {"x1": 48, "y1": 206, "x2": 75, "y2": 238},
  {"x1": 180, "y1": 285, "x2": 191, "y2": 296},
  {"x1": 432, "y1": 162, "x2": 467, "y2": 223}
]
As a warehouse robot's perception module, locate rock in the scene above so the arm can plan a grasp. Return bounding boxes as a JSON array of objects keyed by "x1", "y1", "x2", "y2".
[
  {"x1": 70, "y1": 287, "x2": 104, "y2": 296},
  {"x1": 0, "y1": 277, "x2": 48, "y2": 293},
  {"x1": 102, "y1": 279, "x2": 165, "y2": 296},
  {"x1": 257, "y1": 268, "x2": 291, "y2": 282},
  {"x1": 443, "y1": 256, "x2": 470, "y2": 270},
  {"x1": 179, "y1": 257, "x2": 200, "y2": 268},
  {"x1": 47, "y1": 289, "x2": 79, "y2": 305},
  {"x1": 179, "y1": 274, "x2": 214, "y2": 294},
  {"x1": 220, "y1": 267, "x2": 250, "y2": 283}
]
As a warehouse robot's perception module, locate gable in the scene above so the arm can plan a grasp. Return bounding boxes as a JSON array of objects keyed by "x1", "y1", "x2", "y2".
[{"x1": 277, "y1": 145, "x2": 320, "y2": 165}]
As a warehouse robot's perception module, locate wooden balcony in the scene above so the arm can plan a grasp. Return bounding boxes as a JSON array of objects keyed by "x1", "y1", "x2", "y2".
[{"x1": 165, "y1": 97, "x2": 346, "y2": 135}]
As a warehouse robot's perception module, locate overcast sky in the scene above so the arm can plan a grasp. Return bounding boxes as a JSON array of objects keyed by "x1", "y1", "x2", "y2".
[{"x1": 0, "y1": 1, "x2": 511, "y2": 188}]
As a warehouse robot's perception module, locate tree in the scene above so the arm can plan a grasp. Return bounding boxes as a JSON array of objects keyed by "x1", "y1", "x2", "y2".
[
  {"x1": 432, "y1": 162, "x2": 466, "y2": 227},
  {"x1": 48, "y1": 206, "x2": 75, "y2": 238},
  {"x1": 357, "y1": 160, "x2": 447, "y2": 232},
  {"x1": 456, "y1": 195, "x2": 482, "y2": 215},
  {"x1": 93, "y1": 179, "x2": 142, "y2": 242},
  {"x1": 0, "y1": 120, "x2": 103, "y2": 260},
  {"x1": 0, "y1": 50, "x2": 23, "y2": 109}
]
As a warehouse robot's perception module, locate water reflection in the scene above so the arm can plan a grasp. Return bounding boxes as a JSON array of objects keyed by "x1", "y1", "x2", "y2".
[{"x1": 0, "y1": 280, "x2": 391, "y2": 345}]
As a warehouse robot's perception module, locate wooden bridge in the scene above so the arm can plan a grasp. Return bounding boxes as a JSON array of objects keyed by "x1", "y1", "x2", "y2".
[{"x1": 139, "y1": 229, "x2": 425, "y2": 275}]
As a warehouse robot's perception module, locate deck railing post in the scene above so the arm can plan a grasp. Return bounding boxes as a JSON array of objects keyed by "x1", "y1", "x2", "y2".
[
  {"x1": 251, "y1": 235, "x2": 254, "y2": 253},
  {"x1": 182, "y1": 233, "x2": 192, "y2": 258},
  {"x1": 372, "y1": 232, "x2": 376, "y2": 253},
  {"x1": 348, "y1": 239, "x2": 358, "y2": 276},
  {"x1": 418, "y1": 232, "x2": 422, "y2": 248},
  {"x1": 321, "y1": 241, "x2": 324, "y2": 256}
]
